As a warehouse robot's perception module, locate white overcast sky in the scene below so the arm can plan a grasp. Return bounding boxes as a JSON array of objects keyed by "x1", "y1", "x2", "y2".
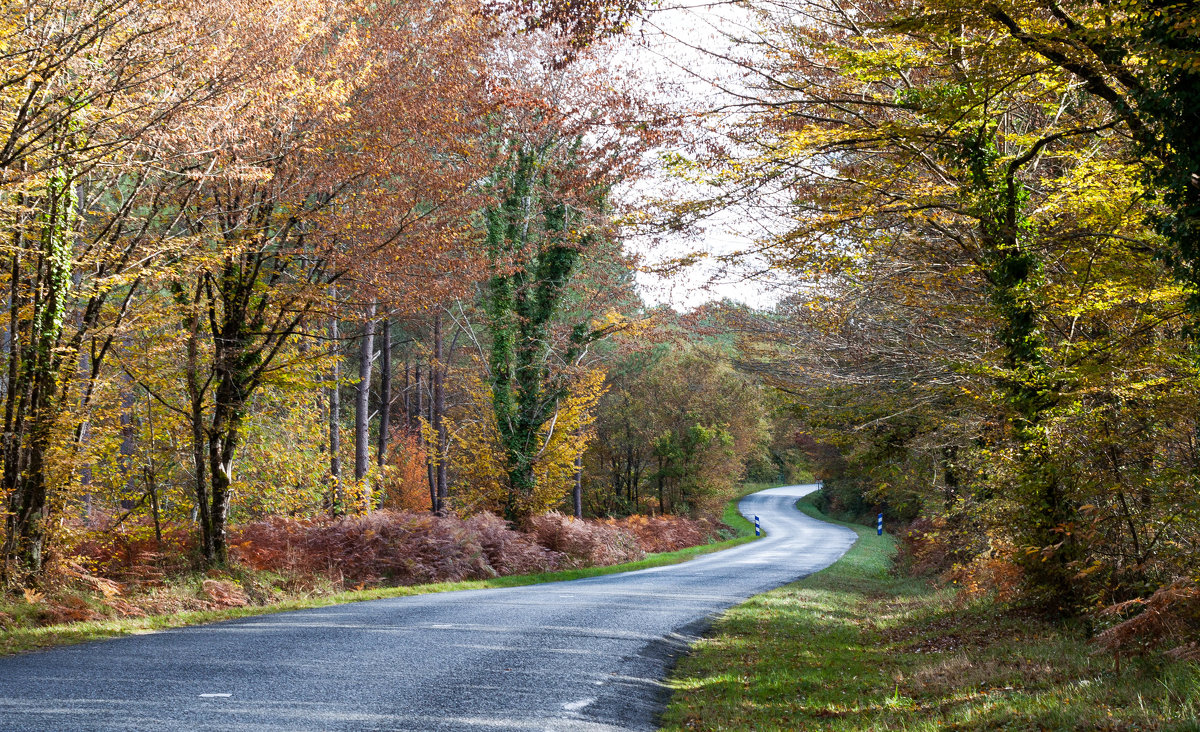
[{"x1": 609, "y1": 2, "x2": 794, "y2": 311}]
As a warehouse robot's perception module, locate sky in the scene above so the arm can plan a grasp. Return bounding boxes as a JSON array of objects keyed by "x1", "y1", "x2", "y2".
[{"x1": 609, "y1": 2, "x2": 794, "y2": 311}]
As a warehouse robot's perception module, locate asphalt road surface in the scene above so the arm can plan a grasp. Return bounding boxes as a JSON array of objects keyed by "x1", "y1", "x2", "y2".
[{"x1": 0, "y1": 484, "x2": 856, "y2": 731}]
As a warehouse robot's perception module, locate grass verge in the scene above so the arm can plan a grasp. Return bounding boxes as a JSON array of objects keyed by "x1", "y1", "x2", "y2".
[
  {"x1": 2, "y1": 487, "x2": 771, "y2": 657},
  {"x1": 660, "y1": 493, "x2": 1200, "y2": 731}
]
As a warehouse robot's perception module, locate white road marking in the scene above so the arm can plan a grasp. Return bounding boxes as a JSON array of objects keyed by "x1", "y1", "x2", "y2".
[
  {"x1": 562, "y1": 697, "x2": 595, "y2": 712},
  {"x1": 199, "y1": 693, "x2": 232, "y2": 698}
]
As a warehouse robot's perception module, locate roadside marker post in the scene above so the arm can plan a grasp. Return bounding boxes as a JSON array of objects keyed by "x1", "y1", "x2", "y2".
[
  {"x1": 877, "y1": 513, "x2": 883, "y2": 536},
  {"x1": 754, "y1": 516, "x2": 760, "y2": 537}
]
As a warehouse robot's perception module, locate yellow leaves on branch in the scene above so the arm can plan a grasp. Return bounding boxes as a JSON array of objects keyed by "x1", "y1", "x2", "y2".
[{"x1": 432, "y1": 362, "x2": 607, "y2": 517}]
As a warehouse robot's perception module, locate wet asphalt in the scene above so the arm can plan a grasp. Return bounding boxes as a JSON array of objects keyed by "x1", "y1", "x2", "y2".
[{"x1": 0, "y1": 484, "x2": 856, "y2": 731}]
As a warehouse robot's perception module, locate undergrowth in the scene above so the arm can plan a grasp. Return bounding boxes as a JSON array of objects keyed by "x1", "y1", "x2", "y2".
[{"x1": 1, "y1": 487, "x2": 770, "y2": 656}]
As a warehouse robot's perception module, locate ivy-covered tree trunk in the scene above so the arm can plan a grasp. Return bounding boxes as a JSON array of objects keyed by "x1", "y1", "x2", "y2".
[
  {"x1": 2, "y1": 168, "x2": 77, "y2": 577},
  {"x1": 964, "y1": 136, "x2": 1077, "y2": 611},
  {"x1": 484, "y1": 145, "x2": 584, "y2": 523}
]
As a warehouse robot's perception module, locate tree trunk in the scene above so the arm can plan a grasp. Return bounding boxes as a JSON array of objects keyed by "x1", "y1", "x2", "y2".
[
  {"x1": 207, "y1": 426, "x2": 236, "y2": 566},
  {"x1": 355, "y1": 301, "x2": 376, "y2": 510},
  {"x1": 573, "y1": 452, "x2": 583, "y2": 519},
  {"x1": 2, "y1": 172, "x2": 77, "y2": 577},
  {"x1": 377, "y1": 316, "x2": 391, "y2": 468},
  {"x1": 426, "y1": 369, "x2": 437, "y2": 514},
  {"x1": 414, "y1": 363, "x2": 423, "y2": 433},
  {"x1": 206, "y1": 352, "x2": 250, "y2": 566},
  {"x1": 657, "y1": 457, "x2": 666, "y2": 516},
  {"x1": 402, "y1": 360, "x2": 410, "y2": 429},
  {"x1": 433, "y1": 313, "x2": 447, "y2": 514},
  {"x1": 967, "y1": 140, "x2": 1076, "y2": 611},
  {"x1": 186, "y1": 308, "x2": 212, "y2": 561},
  {"x1": 328, "y1": 303, "x2": 341, "y2": 512},
  {"x1": 504, "y1": 464, "x2": 537, "y2": 524}
]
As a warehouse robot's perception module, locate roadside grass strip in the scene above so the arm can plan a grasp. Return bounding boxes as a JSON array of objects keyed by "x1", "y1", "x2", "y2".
[
  {"x1": 661, "y1": 495, "x2": 1200, "y2": 731},
  {"x1": 1, "y1": 488, "x2": 769, "y2": 657}
]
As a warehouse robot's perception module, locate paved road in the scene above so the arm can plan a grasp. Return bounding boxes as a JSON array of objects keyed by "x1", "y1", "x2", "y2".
[{"x1": 0, "y1": 484, "x2": 856, "y2": 731}]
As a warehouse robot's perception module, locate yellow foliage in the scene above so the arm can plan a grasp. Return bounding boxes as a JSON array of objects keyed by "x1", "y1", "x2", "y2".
[{"x1": 434, "y1": 362, "x2": 607, "y2": 517}]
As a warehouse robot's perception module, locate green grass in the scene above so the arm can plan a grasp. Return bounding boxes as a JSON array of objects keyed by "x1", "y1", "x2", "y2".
[
  {"x1": 2, "y1": 486, "x2": 774, "y2": 657},
  {"x1": 661, "y1": 493, "x2": 1200, "y2": 731}
]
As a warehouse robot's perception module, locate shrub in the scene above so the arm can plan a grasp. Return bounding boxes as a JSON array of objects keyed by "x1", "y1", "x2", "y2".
[
  {"x1": 464, "y1": 512, "x2": 563, "y2": 575},
  {"x1": 528, "y1": 512, "x2": 644, "y2": 567},
  {"x1": 67, "y1": 518, "x2": 194, "y2": 583},
  {"x1": 895, "y1": 517, "x2": 956, "y2": 576},
  {"x1": 1096, "y1": 581, "x2": 1200, "y2": 662},
  {"x1": 603, "y1": 514, "x2": 714, "y2": 554},
  {"x1": 230, "y1": 510, "x2": 561, "y2": 586}
]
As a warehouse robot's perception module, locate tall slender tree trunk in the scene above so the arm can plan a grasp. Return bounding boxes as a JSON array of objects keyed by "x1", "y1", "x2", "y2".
[
  {"x1": 3, "y1": 170, "x2": 77, "y2": 576},
  {"x1": 328, "y1": 298, "x2": 341, "y2": 513},
  {"x1": 573, "y1": 452, "x2": 583, "y2": 519},
  {"x1": 402, "y1": 360, "x2": 410, "y2": 428},
  {"x1": 657, "y1": 457, "x2": 666, "y2": 516},
  {"x1": 426, "y1": 369, "x2": 437, "y2": 513},
  {"x1": 355, "y1": 301, "x2": 376, "y2": 511},
  {"x1": 377, "y1": 316, "x2": 391, "y2": 468},
  {"x1": 413, "y1": 363, "x2": 423, "y2": 433},
  {"x1": 185, "y1": 297, "x2": 212, "y2": 560},
  {"x1": 433, "y1": 313, "x2": 447, "y2": 514}
]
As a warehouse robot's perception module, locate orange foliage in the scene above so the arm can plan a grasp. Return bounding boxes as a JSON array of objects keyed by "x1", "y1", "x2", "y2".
[
  {"x1": 67, "y1": 519, "x2": 194, "y2": 583},
  {"x1": 379, "y1": 431, "x2": 433, "y2": 512},
  {"x1": 1096, "y1": 581, "x2": 1200, "y2": 662},
  {"x1": 601, "y1": 514, "x2": 716, "y2": 554},
  {"x1": 230, "y1": 510, "x2": 564, "y2": 585},
  {"x1": 202, "y1": 579, "x2": 249, "y2": 608},
  {"x1": 526, "y1": 512, "x2": 644, "y2": 567},
  {"x1": 946, "y1": 552, "x2": 1023, "y2": 604},
  {"x1": 897, "y1": 516, "x2": 1023, "y2": 602}
]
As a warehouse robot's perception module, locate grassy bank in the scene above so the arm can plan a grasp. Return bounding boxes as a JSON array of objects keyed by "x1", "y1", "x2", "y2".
[
  {"x1": 2, "y1": 487, "x2": 769, "y2": 657},
  {"x1": 661, "y1": 494, "x2": 1200, "y2": 731}
]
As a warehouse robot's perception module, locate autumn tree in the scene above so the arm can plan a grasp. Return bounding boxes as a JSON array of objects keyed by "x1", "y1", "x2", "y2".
[
  {"x1": 677, "y1": 0, "x2": 1200, "y2": 610},
  {"x1": 120, "y1": 0, "x2": 492, "y2": 564},
  {"x1": 587, "y1": 341, "x2": 769, "y2": 517},
  {"x1": 0, "y1": 0, "x2": 266, "y2": 579},
  {"x1": 479, "y1": 38, "x2": 660, "y2": 522}
]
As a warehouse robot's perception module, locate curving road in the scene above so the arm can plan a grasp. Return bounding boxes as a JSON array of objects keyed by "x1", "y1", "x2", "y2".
[{"x1": 0, "y1": 484, "x2": 856, "y2": 731}]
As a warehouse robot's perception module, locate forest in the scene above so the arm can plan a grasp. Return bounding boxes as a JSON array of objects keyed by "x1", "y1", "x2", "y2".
[
  {"x1": 1, "y1": 0, "x2": 1199, "y2": 667},
  {"x1": 0, "y1": 0, "x2": 798, "y2": 629}
]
